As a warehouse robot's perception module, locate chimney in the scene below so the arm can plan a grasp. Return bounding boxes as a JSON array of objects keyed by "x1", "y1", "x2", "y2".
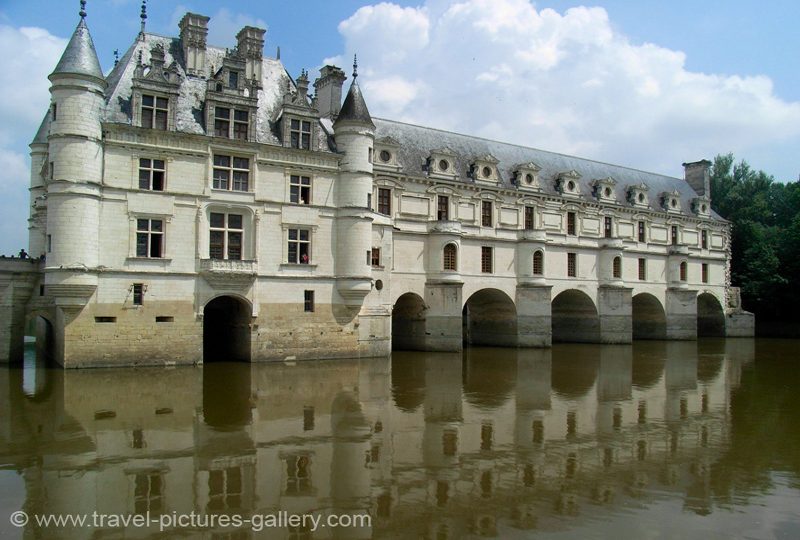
[
  {"x1": 179, "y1": 12, "x2": 209, "y2": 76},
  {"x1": 236, "y1": 26, "x2": 265, "y2": 82},
  {"x1": 296, "y1": 70, "x2": 309, "y2": 103},
  {"x1": 682, "y1": 160, "x2": 712, "y2": 199},
  {"x1": 314, "y1": 65, "x2": 346, "y2": 119}
]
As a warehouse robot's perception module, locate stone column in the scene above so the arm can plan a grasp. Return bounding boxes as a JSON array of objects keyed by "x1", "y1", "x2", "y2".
[
  {"x1": 423, "y1": 281, "x2": 463, "y2": 352},
  {"x1": 665, "y1": 288, "x2": 698, "y2": 340},
  {"x1": 515, "y1": 284, "x2": 552, "y2": 347},
  {"x1": 0, "y1": 271, "x2": 36, "y2": 364},
  {"x1": 597, "y1": 286, "x2": 632, "y2": 344}
]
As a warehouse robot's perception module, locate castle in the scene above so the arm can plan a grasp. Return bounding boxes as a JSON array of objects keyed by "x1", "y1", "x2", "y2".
[{"x1": 0, "y1": 5, "x2": 753, "y2": 367}]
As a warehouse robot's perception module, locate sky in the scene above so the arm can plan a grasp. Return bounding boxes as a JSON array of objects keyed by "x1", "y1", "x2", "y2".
[{"x1": 0, "y1": 0, "x2": 798, "y2": 255}]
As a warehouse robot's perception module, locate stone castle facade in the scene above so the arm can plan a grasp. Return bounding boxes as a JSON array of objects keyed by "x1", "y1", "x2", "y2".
[{"x1": 0, "y1": 7, "x2": 753, "y2": 367}]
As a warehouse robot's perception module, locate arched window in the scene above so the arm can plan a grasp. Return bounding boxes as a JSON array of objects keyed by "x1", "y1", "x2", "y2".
[
  {"x1": 443, "y1": 243, "x2": 457, "y2": 271},
  {"x1": 533, "y1": 250, "x2": 544, "y2": 276},
  {"x1": 679, "y1": 261, "x2": 687, "y2": 281},
  {"x1": 612, "y1": 256, "x2": 622, "y2": 279}
]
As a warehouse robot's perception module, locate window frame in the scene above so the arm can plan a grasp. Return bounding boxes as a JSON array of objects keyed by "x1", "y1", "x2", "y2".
[
  {"x1": 679, "y1": 261, "x2": 688, "y2": 281},
  {"x1": 287, "y1": 228, "x2": 312, "y2": 264},
  {"x1": 304, "y1": 290, "x2": 315, "y2": 312},
  {"x1": 443, "y1": 243, "x2": 457, "y2": 271},
  {"x1": 533, "y1": 250, "x2": 544, "y2": 276},
  {"x1": 524, "y1": 206, "x2": 534, "y2": 230},
  {"x1": 289, "y1": 174, "x2": 311, "y2": 204},
  {"x1": 209, "y1": 212, "x2": 244, "y2": 261},
  {"x1": 701, "y1": 229, "x2": 708, "y2": 249},
  {"x1": 604, "y1": 216, "x2": 613, "y2": 238},
  {"x1": 377, "y1": 188, "x2": 391, "y2": 216},
  {"x1": 567, "y1": 212, "x2": 577, "y2": 236},
  {"x1": 481, "y1": 246, "x2": 493, "y2": 274},
  {"x1": 638, "y1": 221, "x2": 646, "y2": 242},
  {"x1": 567, "y1": 252, "x2": 577, "y2": 277},
  {"x1": 671, "y1": 225, "x2": 679, "y2": 246},
  {"x1": 701, "y1": 263, "x2": 709, "y2": 283},
  {"x1": 141, "y1": 94, "x2": 169, "y2": 130},
  {"x1": 437, "y1": 195, "x2": 449, "y2": 221},
  {"x1": 371, "y1": 247, "x2": 381, "y2": 267},
  {"x1": 638, "y1": 258, "x2": 646, "y2": 280},
  {"x1": 132, "y1": 283, "x2": 144, "y2": 306},
  {"x1": 135, "y1": 218, "x2": 164, "y2": 258},
  {"x1": 612, "y1": 256, "x2": 622, "y2": 279},
  {"x1": 212, "y1": 154, "x2": 251, "y2": 192},
  {"x1": 481, "y1": 201, "x2": 493, "y2": 227},
  {"x1": 289, "y1": 118, "x2": 312, "y2": 150},
  {"x1": 138, "y1": 158, "x2": 166, "y2": 191}
]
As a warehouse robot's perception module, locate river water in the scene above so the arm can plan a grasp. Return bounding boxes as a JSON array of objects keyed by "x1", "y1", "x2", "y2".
[{"x1": 0, "y1": 338, "x2": 798, "y2": 539}]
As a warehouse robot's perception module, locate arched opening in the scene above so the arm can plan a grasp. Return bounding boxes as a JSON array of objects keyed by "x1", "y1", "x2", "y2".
[
  {"x1": 462, "y1": 289, "x2": 517, "y2": 347},
  {"x1": 462, "y1": 348, "x2": 516, "y2": 409},
  {"x1": 22, "y1": 315, "x2": 56, "y2": 402},
  {"x1": 697, "y1": 293, "x2": 725, "y2": 337},
  {"x1": 392, "y1": 293, "x2": 427, "y2": 351},
  {"x1": 551, "y1": 290, "x2": 600, "y2": 343},
  {"x1": 612, "y1": 256, "x2": 622, "y2": 279},
  {"x1": 443, "y1": 243, "x2": 457, "y2": 271},
  {"x1": 203, "y1": 296, "x2": 251, "y2": 362},
  {"x1": 632, "y1": 293, "x2": 667, "y2": 340},
  {"x1": 533, "y1": 250, "x2": 544, "y2": 276},
  {"x1": 680, "y1": 261, "x2": 688, "y2": 282},
  {"x1": 551, "y1": 344, "x2": 598, "y2": 399},
  {"x1": 390, "y1": 352, "x2": 426, "y2": 412}
]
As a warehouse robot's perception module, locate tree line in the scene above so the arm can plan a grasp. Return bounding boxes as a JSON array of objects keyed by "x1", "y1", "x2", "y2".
[{"x1": 710, "y1": 153, "x2": 800, "y2": 328}]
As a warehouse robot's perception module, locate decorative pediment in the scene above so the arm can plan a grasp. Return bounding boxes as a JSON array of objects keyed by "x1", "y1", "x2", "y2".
[
  {"x1": 661, "y1": 189, "x2": 682, "y2": 213},
  {"x1": 627, "y1": 182, "x2": 650, "y2": 208},
  {"x1": 692, "y1": 195, "x2": 711, "y2": 217},
  {"x1": 470, "y1": 154, "x2": 500, "y2": 182},
  {"x1": 591, "y1": 177, "x2": 617, "y2": 203},
  {"x1": 133, "y1": 44, "x2": 182, "y2": 89},
  {"x1": 475, "y1": 190, "x2": 503, "y2": 202},
  {"x1": 556, "y1": 170, "x2": 582, "y2": 197},
  {"x1": 426, "y1": 184, "x2": 458, "y2": 196},
  {"x1": 514, "y1": 162, "x2": 542, "y2": 191}
]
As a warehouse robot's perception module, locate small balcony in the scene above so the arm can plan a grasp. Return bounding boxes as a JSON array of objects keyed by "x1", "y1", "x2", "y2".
[
  {"x1": 429, "y1": 220, "x2": 462, "y2": 235},
  {"x1": 599, "y1": 236, "x2": 624, "y2": 250},
  {"x1": 668, "y1": 244, "x2": 689, "y2": 256},
  {"x1": 198, "y1": 258, "x2": 257, "y2": 288}
]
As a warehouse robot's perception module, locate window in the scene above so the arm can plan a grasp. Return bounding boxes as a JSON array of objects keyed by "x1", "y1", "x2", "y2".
[
  {"x1": 214, "y1": 107, "x2": 249, "y2": 140},
  {"x1": 533, "y1": 250, "x2": 544, "y2": 276},
  {"x1": 134, "y1": 473, "x2": 163, "y2": 514},
  {"x1": 443, "y1": 243, "x2": 457, "y2": 271},
  {"x1": 671, "y1": 225, "x2": 679, "y2": 246},
  {"x1": 366, "y1": 192, "x2": 372, "y2": 209},
  {"x1": 136, "y1": 219, "x2": 163, "y2": 258},
  {"x1": 702, "y1": 263, "x2": 709, "y2": 283},
  {"x1": 371, "y1": 247, "x2": 381, "y2": 267},
  {"x1": 229, "y1": 70, "x2": 239, "y2": 89},
  {"x1": 49, "y1": 161, "x2": 54, "y2": 181},
  {"x1": 290, "y1": 175, "x2": 311, "y2": 204},
  {"x1": 132, "y1": 283, "x2": 144, "y2": 306},
  {"x1": 368, "y1": 147, "x2": 373, "y2": 163},
  {"x1": 612, "y1": 256, "x2": 622, "y2": 279},
  {"x1": 638, "y1": 221, "x2": 646, "y2": 242},
  {"x1": 604, "y1": 216, "x2": 613, "y2": 238},
  {"x1": 638, "y1": 258, "x2": 646, "y2": 280},
  {"x1": 47, "y1": 234, "x2": 52, "y2": 253},
  {"x1": 437, "y1": 195, "x2": 449, "y2": 221},
  {"x1": 207, "y1": 467, "x2": 242, "y2": 512},
  {"x1": 213, "y1": 155, "x2": 249, "y2": 191},
  {"x1": 524, "y1": 206, "x2": 534, "y2": 230},
  {"x1": 679, "y1": 261, "x2": 687, "y2": 281},
  {"x1": 481, "y1": 201, "x2": 493, "y2": 227},
  {"x1": 303, "y1": 406, "x2": 315, "y2": 430},
  {"x1": 442, "y1": 429, "x2": 457, "y2": 456},
  {"x1": 701, "y1": 230, "x2": 708, "y2": 249},
  {"x1": 285, "y1": 455, "x2": 312, "y2": 495},
  {"x1": 567, "y1": 252, "x2": 577, "y2": 277},
  {"x1": 288, "y1": 228, "x2": 311, "y2": 264},
  {"x1": 51, "y1": 103, "x2": 57, "y2": 121},
  {"x1": 567, "y1": 212, "x2": 576, "y2": 235},
  {"x1": 377, "y1": 188, "x2": 391, "y2": 215},
  {"x1": 139, "y1": 158, "x2": 165, "y2": 191},
  {"x1": 209, "y1": 213, "x2": 243, "y2": 260},
  {"x1": 304, "y1": 290, "x2": 314, "y2": 312},
  {"x1": 290, "y1": 119, "x2": 312, "y2": 149},
  {"x1": 481, "y1": 246, "x2": 493, "y2": 273},
  {"x1": 141, "y1": 94, "x2": 168, "y2": 130}
]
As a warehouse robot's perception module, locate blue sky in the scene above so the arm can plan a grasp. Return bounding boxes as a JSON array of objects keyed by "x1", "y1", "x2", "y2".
[{"x1": 0, "y1": 0, "x2": 798, "y2": 255}]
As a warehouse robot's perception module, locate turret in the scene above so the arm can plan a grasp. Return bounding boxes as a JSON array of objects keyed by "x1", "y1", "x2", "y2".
[
  {"x1": 44, "y1": 2, "x2": 106, "y2": 308},
  {"x1": 333, "y1": 57, "x2": 375, "y2": 305},
  {"x1": 28, "y1": 114, "x2": 50, "y2": 257}
]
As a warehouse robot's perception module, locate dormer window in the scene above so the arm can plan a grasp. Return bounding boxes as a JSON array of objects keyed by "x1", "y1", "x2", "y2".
[
  {"x1": 427, "y1": 148, "x2": 458, "y2": 179},
  {"x1": 627, "y1": 183, "x2": 649, "y2": 208},
  {"x1": 692, "y1": 196, "x2": 711, "y2": 217},
  {"x1": 439, "y1": 159, "x2": 450, "y2": 172},
  {"x1": 471, "y1": 154, "x2": 499, "y2": 182},
  {"x1": 379, "y1": 150, "x2": 392, "y2": 163},
  {"x1": 213, "y1": 107, "x2": 249, "y2": 140},
  {"x1": 592, "y1": 177, "x2": 617, "y2": 203},
  {"x1": 290, "y1": 119, "x2": 312, "y2": 150},
  {"x1": 229, "y1": 70, "x2": 239, "y2": 89},
  {"x1": 515, "y1": 162, "x2": 541, "y2": 190},
  {"x1": 142, "y1": 94, "x2": 168, "y2": 130},
  {"x1": 662, "y1": 190, "x2": 682, "y2": 213},
  {"x1": 557, "y1": 171, "x2": 582, "y2": 196}
]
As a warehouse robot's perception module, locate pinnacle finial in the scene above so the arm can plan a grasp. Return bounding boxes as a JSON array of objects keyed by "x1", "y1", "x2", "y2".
[
  {"x1": 353, "y1": 54, "x2": 358, "y2": 79},
  {"x1": 79, "y1": 0, "x2": 87, "y2": 19},
  {"x1": 113, "y1": 49, "x2": 119, "y2": 66},
  {"x1": 140, "y1": 0, "x2": 147, "y2": 33}
]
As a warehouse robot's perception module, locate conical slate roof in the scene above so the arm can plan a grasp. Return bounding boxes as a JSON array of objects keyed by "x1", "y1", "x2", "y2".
[
  {"x1": 334, "y1": 79, "x2": 374, "y2": 128},
  {"x1": 32, "y1": 113, "x2": 50, "y2": 144},
  {"x1": 50, "y1": 18, "x2": 104, "y2": 82}
]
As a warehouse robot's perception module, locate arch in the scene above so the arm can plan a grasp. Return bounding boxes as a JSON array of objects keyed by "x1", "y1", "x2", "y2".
[
  {"x1": 612, "y1": 256, "x2": 622, "y2": 279},
  {"x1": 679, "y1": 261, "x2": 688, "y2": 282},
  {"x1": 392, "y1": 293, "x2": 427, "y2": 351},
  {"x1": 551, "y1": 289, "x2": 600, "y2": 343},
  {"x1": 462, "y1": 289, "x2": 517, "y2": 347},
  {"x1": 21, "y1": 315, "x2": 57, "y2": 402},
  {"x1": 390, "y1": 352, "x2": 426, "y2": 412},
  {"x1": 551, "y1": 345, "x2": 598, "y2": 399},
  {"x1": 462, "y1": 348, "x2": 516, "y2": 408},
  {"x1": 533, "y1": 250, "x2": 544, "y2": 276},
  {"x1": 631, "y1": 341, "x2": 666, "y2": 390},
  {"x1": 443, "y1": 243, "x2": 457, "y2": 271},
  {"x1": 632, "y1": 293, "x2": 667, "y2": 340},
  {"x1": 203, "y1": 295, "x2": 252, "y2": 362},
  {"x1": 697, "y1": 292, "x2": 725, "y2": 337}
]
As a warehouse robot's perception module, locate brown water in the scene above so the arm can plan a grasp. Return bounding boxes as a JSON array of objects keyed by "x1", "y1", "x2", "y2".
[{"x1": 1, "y1": 339, "x2": 798, "y2": 539}]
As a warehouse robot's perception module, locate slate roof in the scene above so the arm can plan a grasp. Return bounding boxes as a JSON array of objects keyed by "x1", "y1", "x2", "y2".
[
  {"x1": 372, "y1": 118, "x2": 719, "y2": 220},
  {"x1": 335, "y1": 79, "x2": 374, "y2": 128},
  {"x1": 50, "y1": 19, "x2": 104, "y2": 82}
]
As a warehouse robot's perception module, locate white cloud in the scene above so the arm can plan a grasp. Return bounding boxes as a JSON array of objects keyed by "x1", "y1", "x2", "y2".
[
  {"x1": 0, "y1": 24, "x2": 66, "y2": 254},
  {"x1": 330, "y1": 0, "x2": 800, "y2": 178}
]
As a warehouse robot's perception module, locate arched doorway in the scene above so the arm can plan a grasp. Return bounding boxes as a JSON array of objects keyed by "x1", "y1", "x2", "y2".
[
  {"x1": 392, "y1": 293, "x2": 427, "y2": 351},
  {"x1": 203, "y1": 296, "x2": 252, "y2": 363},
  {"x1": 22, "y1": 315, "x2": 56, "y2": 401},
  {"x1": 697, "y1": 293, "x2": 725, "y2": 337},
  {"x1": 462, "y1": 289, "x2": 517, "y2": 347},
  {"x1": 632, "y1": 293, "x2": 667, "y2": 340},
  {"x1": 551, "y1": 290, "x2": 600, "y2": 343}
]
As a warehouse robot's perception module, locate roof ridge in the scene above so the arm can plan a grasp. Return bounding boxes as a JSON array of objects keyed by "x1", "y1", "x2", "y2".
[{"x1": 373, "y1": 116, "x2": 681, "y2": 181}]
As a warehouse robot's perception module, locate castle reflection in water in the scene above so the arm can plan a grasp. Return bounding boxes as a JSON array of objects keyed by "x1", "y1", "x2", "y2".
[{"x1": 0, "y1": 340, "x2": 754, "y2": 538}]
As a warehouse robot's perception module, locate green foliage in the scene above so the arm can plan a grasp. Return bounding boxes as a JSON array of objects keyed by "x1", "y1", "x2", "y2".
[{"x1": 710, "y1": 154, "x2": 800, "y2": 319}]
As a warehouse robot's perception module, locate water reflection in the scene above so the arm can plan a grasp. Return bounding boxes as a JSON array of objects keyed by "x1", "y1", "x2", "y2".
[{"x1": 2, "y1": 339, "x2": 800, "y2": 539}]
